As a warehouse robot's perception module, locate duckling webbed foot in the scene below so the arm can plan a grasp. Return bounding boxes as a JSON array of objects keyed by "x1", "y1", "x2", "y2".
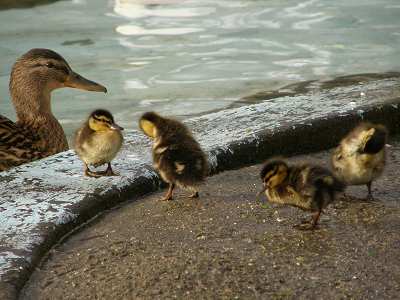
[
  {"x1": 366, "y1": 182, "x2": 375, "y2": 201},
  {"x1": 102, "y1": 163, "x2": 119, "y2": 176},
  {"x1": 160, "y1": 183, "x2": 175, "y2": 201},
  {"x1": 84, "y1": 165, "x2": 103, "y2": 178},
  {"x1": 189, "y1": 191, "x2": 199, "y2": 198},
  {"x1": 85, "y1": 163, "x2": 118, "y2": 177},
  {"x1": 294, "y1": 223, "x2": 316, "y2": 231},
  {"x1": 294, "y1": 210, "x2": 321, "y2": 231}
]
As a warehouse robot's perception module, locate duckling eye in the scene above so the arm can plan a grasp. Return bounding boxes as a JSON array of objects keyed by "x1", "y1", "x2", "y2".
[{"x1": 93, "y1": 115, "x2": 112, "y2": 124}]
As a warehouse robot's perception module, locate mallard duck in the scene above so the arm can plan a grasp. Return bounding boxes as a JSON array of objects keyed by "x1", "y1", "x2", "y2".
[
  {"x1": 258, "y1": 159, "x2": 345, "y2": 230},
  {"x1": 74, "y1": 109, "x2": 123, "y2": 177},
  {"x1": 0, "y1": 48, "x2": 107, "y2": 171},
  {"x1": 331, "y1": 122, "x2": 387, "y2": 199},
  {"x1": 139, "y1": 112, "x2": 208, "y2": 201}
]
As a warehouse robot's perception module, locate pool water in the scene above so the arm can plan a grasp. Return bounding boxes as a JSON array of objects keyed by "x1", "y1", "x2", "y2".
[{"x1": 0, "y1": 0, "x2": 400, "y2": 140}]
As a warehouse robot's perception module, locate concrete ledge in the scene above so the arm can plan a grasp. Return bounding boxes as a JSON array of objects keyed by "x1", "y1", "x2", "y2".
[{"x1": 1, "y1": 73, "x2": 400, "y2": 299}]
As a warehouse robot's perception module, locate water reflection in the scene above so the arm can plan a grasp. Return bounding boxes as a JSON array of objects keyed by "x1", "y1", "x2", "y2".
[{"x1": 114, "y1": 0, "x2": 213, "y2": 19}]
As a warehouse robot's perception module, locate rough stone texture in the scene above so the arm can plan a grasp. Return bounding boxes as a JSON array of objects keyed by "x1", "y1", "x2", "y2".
[
  {"x1": 20, "y1": 140, "x2": 400, "y2": 299},
  {"x1": 1, "y1": 73, "x2": 400, "y2": 298}
]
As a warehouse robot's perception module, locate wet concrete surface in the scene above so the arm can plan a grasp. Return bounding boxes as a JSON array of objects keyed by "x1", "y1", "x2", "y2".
[
  {"x1": 21, "y1": 139, "x2": 400, "y2": 299},
  {"x1": 2, "y1": 74, "x2": 400, "y2": 299}
]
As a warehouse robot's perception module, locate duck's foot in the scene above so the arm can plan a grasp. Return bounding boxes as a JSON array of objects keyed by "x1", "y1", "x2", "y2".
[
  {"x1": 293, "y1": 222, "x2": 318, "y2": 231},
  {"x1": 299, "y1": 218, "x2": 311, "y2": 225},
  {"x1": 84, "y1": 163, "x2": 118, "y2": 177},
  {"x1": 294, "y1": 210, "x2": 321, "y2": 231},
  {"x1": 366, "y1": 194, "x2": 375, "y2": 201},
  {"x1": 188, "y1": 191, "x2": 199, "y2": 198},
  {"x1": 84, "y1": 169, "x2": 103, "y2": 178},
  {"x1": 84, "y1": 164, "x2": 103, "y2": 178},
  {"x1": 104, "y1": 163, "x2": 119, "y2": 176},
  {"x1": 366, "y1": 182, "x2": 377, "y2": 201},
  {"x1": 159, "y1": 183, "x2": 175, "y2": 201}
]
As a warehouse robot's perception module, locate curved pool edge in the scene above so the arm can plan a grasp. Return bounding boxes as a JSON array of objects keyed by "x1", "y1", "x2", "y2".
[{"x1": 1, "y1": 74, "x2": 400, "y2": 299}]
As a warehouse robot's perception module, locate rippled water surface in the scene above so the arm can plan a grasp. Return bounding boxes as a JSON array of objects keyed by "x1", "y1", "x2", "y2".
[{"x1": 1, "y1": 0, "x2": 400, "y2": 138}]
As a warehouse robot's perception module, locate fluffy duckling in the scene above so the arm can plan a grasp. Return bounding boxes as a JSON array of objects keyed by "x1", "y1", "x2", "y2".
[
  {"x1": 331, "y1": 122, "x2": 387, "y2": 199},
  {"x1": 139, "y1": 112, "x2": 208, "y2": 201},
  {"x1": 259, "y1": 159, "x2": 344, "y2": 230},
  {"x1": 0, "y1": 48, "x2": 107, "y2": 171},
  {"x1": 74, "y1": 109, "x2": 123, "y2": 177}
]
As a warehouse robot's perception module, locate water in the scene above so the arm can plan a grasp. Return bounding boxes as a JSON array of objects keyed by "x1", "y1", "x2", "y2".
[{"x1": 1, "y1": 0, "x2": 400, "y2": 140}]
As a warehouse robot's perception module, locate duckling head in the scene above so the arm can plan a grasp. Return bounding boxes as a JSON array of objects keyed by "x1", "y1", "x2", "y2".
[
  {"x1": 10, "y1": 48, "x2": 107, "y2": 120},
  {"x1": 260, "y1": 159, "x2": 289, "y2": 189},
  {"x1": 88, "y1": 109, "x2": 123, "y2": 132},
  {"x1": 139, "y1": 111, "x2": 163, "y2": 138},
  {"x1": 362, "y1": 125, "x2": 388, "y2": 154}
]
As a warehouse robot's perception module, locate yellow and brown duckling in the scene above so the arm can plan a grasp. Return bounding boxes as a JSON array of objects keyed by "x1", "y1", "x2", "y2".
[
  {"x1": 74, "y1": 109, "x2": 123, "y2": 177},
  {"x1": 331, "y1": 122, "x2": 387, "y2": 199},
  {"x1": 139, "y1": 112, "x2": 208, "y2": 201},
  {"x1": 0, "y1": 48, "x2": 107, "y2": 171},
  {"x1": 259, "y1": 159, "x2": 345, "y2": 230}
]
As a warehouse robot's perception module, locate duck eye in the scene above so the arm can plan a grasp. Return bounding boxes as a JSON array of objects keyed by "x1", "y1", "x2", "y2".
[{"x1": 45, "y1": 62, "x2": 55, "y2": 68}]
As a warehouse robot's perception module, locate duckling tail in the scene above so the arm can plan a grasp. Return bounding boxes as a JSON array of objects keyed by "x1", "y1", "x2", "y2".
[{"x1": 316, "y1": 175, "x2": 345, "y2": 193}]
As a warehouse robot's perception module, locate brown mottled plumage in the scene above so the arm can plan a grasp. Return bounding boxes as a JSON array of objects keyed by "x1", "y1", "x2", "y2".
[
  {"x1": 0, "y1": 48, "x2": 107, "y2": 171},
  {"x1": 139, "y1": 112, "x2": 208, "y2": 201},
  {"x1": 74, "y1": 109, "x2": 123, "y2": 177},
  {"x1": 259, "y1": 159, "x2": 344, "y2": 230},
  {"x1": 331, "y1": 122, "x2": 387, "y2": 199}
]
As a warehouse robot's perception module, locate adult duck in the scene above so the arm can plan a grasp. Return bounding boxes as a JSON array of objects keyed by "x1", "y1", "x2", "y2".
[{"x1": 0, "y1": 48, "x2": 107, "y2": 171}]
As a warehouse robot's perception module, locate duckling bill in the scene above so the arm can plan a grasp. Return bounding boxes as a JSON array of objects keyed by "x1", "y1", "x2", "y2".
[
  {"x1": 259, "y1": 159, "x2": 344, "y2": 230},
  {"x1": 139, "y1": 112, "x2": 208, "y2": 201},
  {"x1": 331, "y1": 122, "x2": 387, "y2": 199},
  {"x1": 74, "y1": 109, "x2": 123, "y2": 177}
]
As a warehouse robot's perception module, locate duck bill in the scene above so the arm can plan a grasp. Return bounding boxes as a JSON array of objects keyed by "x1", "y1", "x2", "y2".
[
  {"x1": 256, "y1": 187, "x2": 267, "y2": 200},
  {"x1": 110, "y1": 123, "x2": 124, "y2": 131},
  {"x1": 64, "y1": 71, "x2": 107, "y2": 93}
]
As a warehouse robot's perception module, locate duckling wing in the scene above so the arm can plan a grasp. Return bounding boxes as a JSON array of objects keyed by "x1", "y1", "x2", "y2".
[
  {"x1": 161, "y1": 144, "x2": 207, "y2": 183},
  {"x1": 291, "y1": 166, "x2": 343, "y2": 210},
  {"x1": 0, "y1": 115, "x2": 44, "y2": 171},
  {"x1": 310, "y1": 167, "x2": 345, "y2": 192}
]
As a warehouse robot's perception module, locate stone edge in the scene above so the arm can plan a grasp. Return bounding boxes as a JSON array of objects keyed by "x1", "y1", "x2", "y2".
[{"x1": 1, "y1": 103, "x2": 400, "y2": 299}]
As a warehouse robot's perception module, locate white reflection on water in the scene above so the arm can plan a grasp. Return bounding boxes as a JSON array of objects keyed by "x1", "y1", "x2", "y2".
[
  {"x1": 0, "y1": 0, "x2": 400, "y2": 139},
  {"x1": 124, "y1": 79, "x2": 148, "y2": 89},
  {"x1": 114, "y1": 0, "x2": 214, "y2": 19},
  {"x1": 116, "y1": 25, "x2": 204, "y2": 35}
]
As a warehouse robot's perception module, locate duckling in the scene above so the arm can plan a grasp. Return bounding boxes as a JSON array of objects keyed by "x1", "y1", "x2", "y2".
[
  {"x1": 259, "y1": 159, "x2": 344, "y2": 230},
  {"x1": 331, "y1": 122, "x2": 387, "y2": 199},
  {"x1": 0, "y1": 48, "x2": 107, "y2": 171},
  {"x1": 74, "y1": 109, "x2": 123, "y2": 177},
  {"x1": 139, "y1": 112, "x2": 208, "y2": 201}
]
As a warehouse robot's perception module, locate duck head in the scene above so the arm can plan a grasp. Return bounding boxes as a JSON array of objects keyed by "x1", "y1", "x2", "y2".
[{"x1": 9, "y1": 48, "x2": 107, "y2": 121}]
